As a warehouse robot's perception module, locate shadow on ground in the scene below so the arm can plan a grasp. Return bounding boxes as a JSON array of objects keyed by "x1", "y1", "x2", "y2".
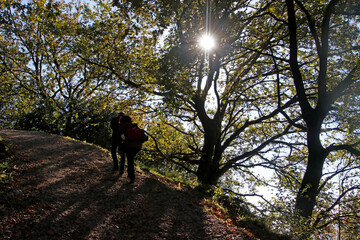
[{"x1": 1, "y1": 130, "x2": 241, "y2": 240}]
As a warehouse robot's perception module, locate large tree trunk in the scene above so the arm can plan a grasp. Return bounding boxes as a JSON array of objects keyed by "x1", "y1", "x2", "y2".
[
  {"x1": 196, "y1": 125, "x2": 221, "y2": 186},
  {"x1": 192, "y1": 92, "x2": 224, "y2": 186},
  {"x1": 295, "y1": 123, "x2": 326, "y2": 219},
  {"x1": 196, "y1": 160, "x2": 221, "y2": 186}
]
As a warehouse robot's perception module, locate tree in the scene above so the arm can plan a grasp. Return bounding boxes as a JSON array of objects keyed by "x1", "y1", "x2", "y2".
[
  {"x1": 0, "y1": 0, "x2": 132, "y2": 146},
  {"x1": 2, "y1": 0, "x2": 358, "y2": 236},
  {"x1": 110, "y1": 0, "x2": 302, "y2": 186},
  {"x1": 135, "y1": 0, "x2": 360, "y2": 236},
  {"x1": 284, "y1": 0, "x2": 360, "y2": 227}
]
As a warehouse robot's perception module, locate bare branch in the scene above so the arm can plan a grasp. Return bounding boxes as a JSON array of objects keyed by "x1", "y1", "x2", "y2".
[{"x1": 326, "y1": 141, "x2": 360, "y2": 156}]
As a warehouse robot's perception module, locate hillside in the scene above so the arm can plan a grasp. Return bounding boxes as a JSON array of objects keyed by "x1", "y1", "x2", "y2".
[{"x1": 1, "y1": 129, "x2": 280, "y2": 240}]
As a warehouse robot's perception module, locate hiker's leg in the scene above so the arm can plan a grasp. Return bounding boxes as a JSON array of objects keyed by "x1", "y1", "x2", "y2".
[
  {"x1": 126, "y1": 150, "x2": 135, "y2": 181},
  {"x1": 126, "y1": 148, "x2": 140, "y2": 182},
  {"x1": 111, "y1": 142, "x2": 119, "y2": 170},
  {"x1": 119, "y1": 145, "x2": 126, "y2": 174}
]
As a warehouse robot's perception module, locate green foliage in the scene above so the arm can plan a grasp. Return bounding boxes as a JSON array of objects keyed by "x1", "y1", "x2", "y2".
[
  {"x1": 0, "y1": 0, "x2": 144, "y2": 148},
  {"x1": 0, "y1": 0, "x2": 359, "y2": 238},
  {"x1": 0, "y1": 161, "x2": 15, "y2": 184},
  {"x1": 0, "y1": 140, "x2": 16, "y2": 184},
  {"x1": 136, "y1": 115, "x2": 199, "y2": 184},
  {"x1": 202, "y1": 187, "x2": 291, "y2": 240},
  {"x1": 142, "y1": 0, "x2": 300, "y2": 187}
]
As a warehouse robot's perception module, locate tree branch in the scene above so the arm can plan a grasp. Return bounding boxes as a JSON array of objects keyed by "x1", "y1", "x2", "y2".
[
  {"x1": 285, "y1": 0, "x2": 313, "y2": 115},
  {"x1": 326, "y1": 140, "x2": 360, "y2": 156}
]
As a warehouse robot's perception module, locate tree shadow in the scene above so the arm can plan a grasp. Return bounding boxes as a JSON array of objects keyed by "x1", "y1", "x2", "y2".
[
  {"x1": 1, "y1": 130, "x2": 212, "y2": 240},
  {"x1": 110, "y1": 177, "x2": 209, "y2": 239}
]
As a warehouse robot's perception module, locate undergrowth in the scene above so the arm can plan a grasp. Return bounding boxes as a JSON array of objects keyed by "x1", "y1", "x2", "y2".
[
  {"x1": 138, "y1": 160, "x2": 290, "y2": 240},
  {"x1": 0, "y1": 139, "x2": 17, "y2": 184}
]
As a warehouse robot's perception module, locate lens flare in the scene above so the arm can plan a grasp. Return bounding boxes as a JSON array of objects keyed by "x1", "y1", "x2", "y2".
[{"x1": 199, "y1": 34, "x2": 215, "y2": 50}]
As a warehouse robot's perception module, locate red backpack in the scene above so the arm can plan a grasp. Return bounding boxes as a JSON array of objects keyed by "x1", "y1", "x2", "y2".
[{"x1": 126, "y1": 124, "x2": 148, "y2": 142}]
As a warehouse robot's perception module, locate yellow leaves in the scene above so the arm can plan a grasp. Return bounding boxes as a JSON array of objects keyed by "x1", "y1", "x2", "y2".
[
  {"x1": 201, "y1": 198, "x2": 227, "y2": 221},
  {"x1": 200, "y1": 197, "x2": 257, "y2": 237}
]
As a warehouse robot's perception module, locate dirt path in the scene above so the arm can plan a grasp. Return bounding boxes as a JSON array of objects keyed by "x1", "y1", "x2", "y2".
[{"x1": 0, "y1": 129, "x2": 253, "y2": 240}]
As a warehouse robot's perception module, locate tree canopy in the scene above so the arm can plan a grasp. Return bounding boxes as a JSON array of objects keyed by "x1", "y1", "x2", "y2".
[{"x1": 1, "y1": 0, "x2": 359, "y2": 238}]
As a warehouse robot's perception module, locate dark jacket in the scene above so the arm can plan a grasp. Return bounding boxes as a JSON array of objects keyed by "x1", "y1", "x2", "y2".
[{"x1": 111, "y1": 115, "x2": 121, "y2": 133}]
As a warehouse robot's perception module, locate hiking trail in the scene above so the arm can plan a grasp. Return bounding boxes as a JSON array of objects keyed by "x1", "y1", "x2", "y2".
[{"x1": 1, "y1": 129, "x2": 257, "y2": 240}]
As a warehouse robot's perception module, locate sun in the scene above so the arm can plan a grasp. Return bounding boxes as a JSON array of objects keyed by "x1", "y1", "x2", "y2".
[{"x1": 199, "y1": 34, "x2": 215, "y2": 50}]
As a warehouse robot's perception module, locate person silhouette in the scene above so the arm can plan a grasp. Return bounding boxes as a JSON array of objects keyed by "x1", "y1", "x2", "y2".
[
  {"x1": 119, "y1": 115, "x2": 143, "y2": 183},
  {"x1": 110, "y1": 112, "x2": 125, "y2": 171}
]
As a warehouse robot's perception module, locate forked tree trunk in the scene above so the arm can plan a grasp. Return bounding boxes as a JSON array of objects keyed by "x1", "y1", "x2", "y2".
[
  {"x1": 196, "y1": 125, "x2": 221, "y2": 186},
  {"x1": 192, "y1": 93, "x2": 224, "y2": 186}
]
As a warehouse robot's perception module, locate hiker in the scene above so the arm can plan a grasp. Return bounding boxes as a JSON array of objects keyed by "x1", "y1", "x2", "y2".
[
  {"x1": 119, "y1": 115, "x2": 144, "y2": 183},
  {"x1": 110, "y1": 112, "x2": 125, "y2": 171}
]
